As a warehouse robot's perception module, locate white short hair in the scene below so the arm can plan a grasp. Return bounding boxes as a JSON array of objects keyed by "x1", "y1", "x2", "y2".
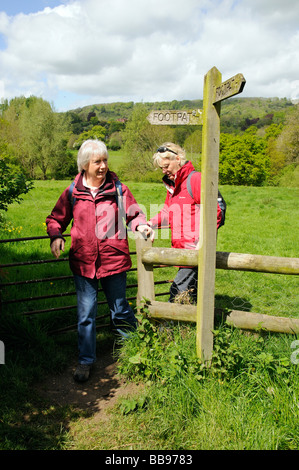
[{"x1": 77, "y1": 140, "x2": 108, "y2": 172}]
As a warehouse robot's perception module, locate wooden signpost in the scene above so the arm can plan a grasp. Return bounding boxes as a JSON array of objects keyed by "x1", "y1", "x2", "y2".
[
  {"x1": 147, "y1": 66, "x2": 246, "y2": 362},
  {"x1": 197, "y1": 68, "x2": 245, "y2": 362}
]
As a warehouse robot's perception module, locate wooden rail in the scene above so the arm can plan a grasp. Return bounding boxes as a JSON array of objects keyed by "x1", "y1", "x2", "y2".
[
  {"x1": 141, "y1": 247, "x2": 299, "y2": 275},
  {"x1": 136, "y1": 236, "x2": 299, "y2": 336},
  {"x1": 144, "y1": 301, "x2": 299, "y2": 335}
]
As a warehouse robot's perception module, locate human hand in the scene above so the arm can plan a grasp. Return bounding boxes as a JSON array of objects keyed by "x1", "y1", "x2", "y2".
[
  {"x1": 136, "y1": 224, "x2": 155, "y2": 241},
  {"x1": 51, "y1": 238, "x2": 65, "y2": 259}
]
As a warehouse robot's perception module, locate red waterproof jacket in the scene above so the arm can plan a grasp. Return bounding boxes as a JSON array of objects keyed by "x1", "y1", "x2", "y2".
[
  {"x1": 149, "y1": 161, "x2": 222, "y2": 250},
  {"x1": 46, "y1": 171, "x2": 147, "y2": 279}
]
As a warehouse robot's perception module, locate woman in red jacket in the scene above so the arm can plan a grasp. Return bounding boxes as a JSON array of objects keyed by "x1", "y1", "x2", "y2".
[
  {"x1": 148, "y1": 142, "x2": 222, "y2": 303},
  {"x1": 46, "y1": 139, "x2": 153, "y2": 382}
]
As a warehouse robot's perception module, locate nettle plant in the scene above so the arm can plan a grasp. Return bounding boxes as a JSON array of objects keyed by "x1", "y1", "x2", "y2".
[{"x1": 118, "y1": 309, "x2": 295, "y2": 386}]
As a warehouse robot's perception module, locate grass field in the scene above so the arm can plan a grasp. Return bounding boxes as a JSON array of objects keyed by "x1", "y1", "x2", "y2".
[
  {"x1": 0, "y1": 173, "x2": 299, "y2": 450},
  {"x1": 2, "y1": 179, "x2": 298, "y2": 319}
]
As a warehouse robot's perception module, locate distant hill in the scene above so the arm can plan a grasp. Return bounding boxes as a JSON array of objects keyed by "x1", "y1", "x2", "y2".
[
  {"x1": 67, "y1": 97, "x2": 294, "y2": 134},
  {"x1": 219, "y1": 97, "x2": 293, "y2": 133}
]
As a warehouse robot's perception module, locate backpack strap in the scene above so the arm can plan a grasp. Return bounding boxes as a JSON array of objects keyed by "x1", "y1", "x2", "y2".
[
  {"x1": 186, "y1": 171, "x2": 196, "y2": 199},
  {"x1": 68, "y1": 180, "x2": 76, "y2": 213},
  {"x1": 115, "y1": 179, "x2": 123, "y2": 198},
  {"x1": 186, "y1": 170, "x2": 226, "y2": 227},
  {"x1": 115, "y1": 180, "x2": 124, "y2": 213},
  {"x1": 68, "y1": 178, "x2": 126, "y2": 222},
  {"x1": 115, "y1": 179, "x2": 126, "y2": 228}
]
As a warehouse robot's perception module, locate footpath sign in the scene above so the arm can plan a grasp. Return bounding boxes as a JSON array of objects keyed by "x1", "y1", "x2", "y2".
[
  {"x1": 214, "y1": 73, "x2": 245, "y2": 103},
  {"x1": 147, "y1": 109, "x2": 203, "y2": 126},
  {"x1": 148, "y1": 67, "x2": 246, "y2": 361}
]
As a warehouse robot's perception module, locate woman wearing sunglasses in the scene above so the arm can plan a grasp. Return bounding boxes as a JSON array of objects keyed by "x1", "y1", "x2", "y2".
[{"x1": 148, "y1": 142, "x2": 222, "y2": 303}]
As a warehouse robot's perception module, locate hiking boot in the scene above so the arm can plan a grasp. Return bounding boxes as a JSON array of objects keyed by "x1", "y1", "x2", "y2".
[{"x1": 73, "y1": 363, "x2": 92, "y2": 382}]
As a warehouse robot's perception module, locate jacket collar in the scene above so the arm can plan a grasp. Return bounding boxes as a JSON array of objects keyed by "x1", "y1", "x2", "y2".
[
  {"x1": 162, "y1": 161, "x2": 195, "y2": 194},
  {"x1": 74, "y1": 170, "x2": 119, "y2": 195}
]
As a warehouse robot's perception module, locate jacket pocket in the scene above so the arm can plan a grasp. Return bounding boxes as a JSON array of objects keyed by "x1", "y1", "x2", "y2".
[{"x1": 100, "y1": 238, "x2": 130, "y2": 256}]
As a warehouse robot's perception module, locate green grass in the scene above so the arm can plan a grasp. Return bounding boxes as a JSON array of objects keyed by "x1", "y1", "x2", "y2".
[
  {"x1": 107, "y1": 149, "x2": 127, "y2": 174},
  {"x1": 0, "y1": 179, "x2": 299, "y2": 450},
  {"x1": 215, "y1": 185, "x2": 299, "y2": 318},
  {"x1": 67, "y1": 321, "x2": 299, "y2": 450}
]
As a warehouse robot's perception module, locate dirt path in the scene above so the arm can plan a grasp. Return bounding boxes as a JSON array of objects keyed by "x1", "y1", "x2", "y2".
[{"x1": 36, "y1": 349, "x2": 141, "y2": 419}]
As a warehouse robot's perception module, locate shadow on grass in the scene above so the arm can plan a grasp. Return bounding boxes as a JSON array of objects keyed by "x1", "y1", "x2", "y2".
[
  {"x1": 0, "y1": 238, "x2": 142, "y2": 449},
  {"x1": 215, "y1": 293, "x2": 252, "y2": 313},
  {"x1": 0, "y1": 324, "x2": 123, "y2": 450}
]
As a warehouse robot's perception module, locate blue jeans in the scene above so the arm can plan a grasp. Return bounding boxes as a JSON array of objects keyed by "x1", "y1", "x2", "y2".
[{"x1": 74, "y1": 272, "x2": 137, "y2": 365}]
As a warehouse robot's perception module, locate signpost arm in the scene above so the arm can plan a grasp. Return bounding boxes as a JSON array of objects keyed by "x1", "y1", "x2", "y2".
[{"x1": 196, "y1": 66, "x2": 222, "y2": 362}]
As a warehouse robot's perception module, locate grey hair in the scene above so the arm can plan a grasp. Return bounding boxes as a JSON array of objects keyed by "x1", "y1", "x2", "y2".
[
  {"x1": 153, "y1": 142, "x2": 186, "y2": 168},
  {"x1": 77, "y1": 139, "x2": 108, "y2": 172}
]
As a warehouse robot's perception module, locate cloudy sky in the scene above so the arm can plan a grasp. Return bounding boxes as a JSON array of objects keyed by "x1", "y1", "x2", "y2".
[{"x1": 0, "y1": 0, "x2": 298, "y2": 111}]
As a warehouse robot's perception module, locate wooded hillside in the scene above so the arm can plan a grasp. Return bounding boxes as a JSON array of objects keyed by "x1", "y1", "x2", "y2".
[
  {"x1": 67, "y1": 96, "x2": 293, "y2": 135},
  {"x1": 0, "y1": 96, "x2": 298, "y2": 189}
]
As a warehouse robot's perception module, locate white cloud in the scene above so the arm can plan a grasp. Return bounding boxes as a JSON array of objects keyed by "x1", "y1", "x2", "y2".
[{"x1": 0, "y1": 0, "x2": 298, "y2": 110}]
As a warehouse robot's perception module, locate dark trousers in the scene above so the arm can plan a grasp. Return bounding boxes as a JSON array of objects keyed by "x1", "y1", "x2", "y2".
[{"x1": 169, "y1": 267, "x2": 198, "y2": 303}]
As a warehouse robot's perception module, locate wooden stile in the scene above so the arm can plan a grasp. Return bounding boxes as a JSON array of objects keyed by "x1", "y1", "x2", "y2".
[
  {"x1": 136, "y1": 57, "x2": 299, "y2": 359},
  {"x1": 144, "y1": 66, "x2": 249, "y2": 361}
]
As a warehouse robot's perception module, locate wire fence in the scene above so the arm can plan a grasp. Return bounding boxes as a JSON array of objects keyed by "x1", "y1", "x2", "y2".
[{"x1": 0, "y1": 234, "x2": 171, "y2": 335}]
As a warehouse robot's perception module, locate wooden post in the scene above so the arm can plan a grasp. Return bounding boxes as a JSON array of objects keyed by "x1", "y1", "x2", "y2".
[
  {"x1": 196, "y1": 67, "x2": 222, "y2": 362},
  {"x1": 135, "y1": 234, "x2": 155, "y2": 310},
  {"x1": 196, "y1": 68, "x2": 245, "y2": 361}
]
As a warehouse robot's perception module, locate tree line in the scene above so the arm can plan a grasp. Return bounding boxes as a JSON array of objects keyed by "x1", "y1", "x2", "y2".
[
  {"x1": 115, "y1": 100, "x2": 299, "y2": 186},
  {"x1": 0, "y1": 95, "x2": 298, "y2": 214}
]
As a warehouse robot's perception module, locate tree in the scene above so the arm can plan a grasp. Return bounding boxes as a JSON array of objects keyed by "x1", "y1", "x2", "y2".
[
  {"x1": 1, "y1": 97, "x2": 26, "y2": 170},
  {"x1": 66, "y1": 111, "x2": 85, "y2": 135},
  {"x1": 3, "y1": 97, "x2": 69, "y2": 179},
  {"x1": 264, "y1": 123, "x2": 285, "y2": 180},
  {"x1": 0, "y1": 159, "x2": 33, "y2": 213},
  {"x1": 277, "y1": 105, "x2": 299, "y2": 165},
  {"x1": 19, "y1": 98, "x2": 69, "y2": 179},
  {"x1": 121, "y1": 104, "x2": 174, "y2": 180},
  {"x1": 73, "y1": 125, "x2": 107, "y2": 149},
  {"x1": 219, "y1": 128, "x2": 269, "y2": 186},
  {"x1": 184, "y1": 129, "x2": 202, "y2": 155},
  {"x1": 108, "y1": 132, "x2": 122, "y2": 150}
]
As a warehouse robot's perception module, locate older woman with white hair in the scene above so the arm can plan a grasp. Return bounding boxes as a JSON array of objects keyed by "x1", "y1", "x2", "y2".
[
  {"x1": 46, "y1": 139, "x2": 153, "y2": 382},
  {"x1": 148, "y1": 142, "x2": 222, "y2": 303}
]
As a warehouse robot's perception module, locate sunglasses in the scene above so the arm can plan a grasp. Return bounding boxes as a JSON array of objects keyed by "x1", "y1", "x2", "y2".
[{"x1": 156, "y1": 146, "x2": 178, "y2": 155}]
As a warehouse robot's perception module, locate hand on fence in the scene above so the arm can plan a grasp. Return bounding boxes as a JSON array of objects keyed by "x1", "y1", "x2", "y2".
[{"x1": 50, "y1": 238, "x2": 65, "y2": 259}]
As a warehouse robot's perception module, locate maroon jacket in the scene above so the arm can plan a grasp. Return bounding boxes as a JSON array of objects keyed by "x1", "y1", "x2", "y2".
[{"x1": 46, "y1": 171, "x2": 147, "y2": 279}]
